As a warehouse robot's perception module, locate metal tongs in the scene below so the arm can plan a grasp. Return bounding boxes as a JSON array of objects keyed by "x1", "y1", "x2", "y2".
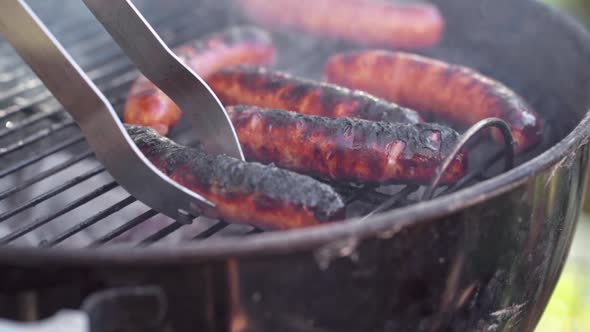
[{"x1": 0, "y1": 0, "x2": 245, "y2": 221}]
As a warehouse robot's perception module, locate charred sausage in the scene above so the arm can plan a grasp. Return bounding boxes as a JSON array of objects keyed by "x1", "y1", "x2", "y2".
[
  {"x1": 324, "y1": 51, "x2": 543, "y2": 152},
  {"x1": 207, "y1": 66, "x2": 422, "y2": 124},
  {"x1": 124, "y1": 26, "x2": 276, "y2": 135},
  {"x1": 227, "y1": 106, "x2": 466, "y2": 185},
  {"x1": 127, "y1": 124, "x2": 345, "y2": 229},
  {"x1": 235, "y1": 0, "x2": 444, "y2": 50}
]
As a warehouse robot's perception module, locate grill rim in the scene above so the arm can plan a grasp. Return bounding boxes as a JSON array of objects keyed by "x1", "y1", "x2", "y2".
[{"x1": 0, "y1": 0, "x2": 588, "y2": 265}]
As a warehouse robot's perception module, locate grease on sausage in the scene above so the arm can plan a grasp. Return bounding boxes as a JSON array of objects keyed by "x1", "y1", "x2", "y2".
[
  {"x1": 227, "y1": 106, "x2": 466, "y2": 184},
  {"x1": 324, "y1": 50, "x2": 543, "y2": 152}
]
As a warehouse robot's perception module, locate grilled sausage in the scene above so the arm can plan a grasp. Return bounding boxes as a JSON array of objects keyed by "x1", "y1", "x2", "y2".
[
  {"x1": 324, "y1": 51, "x2": 543, "y2": 152},
  {"x1": 227, "y1": 106, "x2": 466, "y2": 184},
  {"x1": 235, "y1": 0, "x2": 444, "y2": 50},
  {"x1": 126, "y1": 124, "x2": 345, "y2": 229},
  {"x1": 207, "y1": 67, "x2": 422, "y2": 124},
  {"x1": 124, "y1": 26, "x2": 276, "y2": 135}
]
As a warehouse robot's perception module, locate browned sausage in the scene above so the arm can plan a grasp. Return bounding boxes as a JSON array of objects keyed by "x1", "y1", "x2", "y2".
[
  {"x1": 324, "y1": 51, "x2": 543, "y2": 152},
  {"x1": 235, "y1": 0, "x2": 444, "y2": 50},
  {"x1": 227, "y1": 106, "x2": 466, "y2": 185},
  {"x1": 124, "y1": 26, "x2": 276, "y2": 135},
  {"x1": 127, "y1": 124, "x2": 345, "y2": 229},
  {"x1": 207, "y1": 66, "x2": 422, "y2": 123}
]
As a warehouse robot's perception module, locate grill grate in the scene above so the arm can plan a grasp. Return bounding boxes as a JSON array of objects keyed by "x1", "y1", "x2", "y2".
[{"x1": 0, "y1": 1, "x2": 515, "y2": 248}]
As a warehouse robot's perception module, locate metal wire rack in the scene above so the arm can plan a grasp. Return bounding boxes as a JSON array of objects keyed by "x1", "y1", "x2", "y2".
[{"x1": 0, "y1": 1, "x2": 516, "y2": 248}]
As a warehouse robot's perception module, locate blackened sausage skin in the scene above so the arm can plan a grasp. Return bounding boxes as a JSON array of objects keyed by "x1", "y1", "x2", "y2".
[
  {"x1": 207, "y1": 66, "x2": 422, "y2": 124},
  {"x1": 126, "y1": 124, "x2": 345, "y2": 230},
  {"x1": 227, "y1": 105, "x2": 466, "y2": 185}
]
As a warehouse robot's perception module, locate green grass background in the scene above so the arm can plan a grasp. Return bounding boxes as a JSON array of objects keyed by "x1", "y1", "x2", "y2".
[{"x1": 536, "y1": 217, "x2": 590, "y2": 331}]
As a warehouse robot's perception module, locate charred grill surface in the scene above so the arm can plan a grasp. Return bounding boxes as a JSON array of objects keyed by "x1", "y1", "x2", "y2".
[
  {"x1": 124, "y1": 26, "x2": 276, "y2": 135},
  {"x1": 228, "y1": 106, "x2": 467, "y2": 184},
  {"x1": 207, "y1": 66, "x2": 422, "y2": 124},
  {"x1": 126, "y1": 125, "x2": 345, "y2": 230}
]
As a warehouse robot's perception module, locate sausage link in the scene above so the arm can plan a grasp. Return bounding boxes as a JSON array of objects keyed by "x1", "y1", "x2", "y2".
[
  {"x1": 324, "y1": 51, "x2": 543, "y2": 152},
  {"x1": 208, "y1": 66, "x2": 422, "y2": 124},
  {"x1": 227, "y1": 106, "x2": 466, "y2": 185},
  {"x1": 235, "y1": 0, "x2": 444, "y2": 50},
  {"x1": 124, "y1": 26, "x2": 276, "y2": 135},
  {"x1": 127, "y1": 125, "x2": 345, "y2": 229}
]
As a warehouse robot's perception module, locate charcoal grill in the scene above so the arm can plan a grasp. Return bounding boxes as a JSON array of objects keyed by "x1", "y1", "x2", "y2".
[{"x1": 0, "y1": 0, "x2": 589, "y2": 331}]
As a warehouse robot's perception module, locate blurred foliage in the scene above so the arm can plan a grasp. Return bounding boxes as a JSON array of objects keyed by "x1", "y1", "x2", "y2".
[
  {"x1": 544, "y1": 0, "x2": 590, "y2": 25},
  {"x1": 537, "y1": 263, "x2": 590, "y2": 331}
]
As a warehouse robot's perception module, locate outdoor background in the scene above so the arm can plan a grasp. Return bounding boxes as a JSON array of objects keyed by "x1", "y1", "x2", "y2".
[{"x1": 536, "y1": 1, "x2": 590, "y2": 330}]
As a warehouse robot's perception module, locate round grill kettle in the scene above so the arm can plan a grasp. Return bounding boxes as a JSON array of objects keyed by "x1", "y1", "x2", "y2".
[{"x1": 0, "y1": 0, "x2": 588, "y2": 331}]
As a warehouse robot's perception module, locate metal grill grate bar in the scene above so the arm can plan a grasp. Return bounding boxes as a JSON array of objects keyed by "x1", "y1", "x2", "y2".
[
  {"x1": 27, "y1": 8, "x2": 194, "y2": 73},
  {"x1": 0, "y1": 181, "x2": 119, "y2": 244},
  {"x1": 0, "y1": 1, "x2": 524, "y2": 248},
  {"x1": 0, "y1": 166, "x2": 105, "y2": 223},
  {"x1": 0, "y1": 91, "x2": 51, "y2": 121},
  {"x1": 246, "y1": 228, "x2": 264, "y2": 235},
  {"x1": 0, "y1": 79, "x2": 46, "y2": 102},
  {"x1": 139, "y1": 222, "x2": 184, "y2": 245},
  {"x1": 0, "y1": 134, "x2": 85, "y2": 179},
  {"x1": 0, "y1": 108, "x2": 63, "y2": 139},
  {"x1": 0, "y1": 6, "x2": 186, "y2": 71},
  {"x1": 1, "y1": 44, "x2": 214, "y2": 149},
  {"x1": 0, "y1": 8, "x2": 203, "y2": 125},
  {"x1": 92, "y1": 209, "x2": 158, "y2": 245},
  {"x1": 42, "y1": 195, "x2": 137, "y2": 247},
  {"x1": 192, "y1": 221, "x2": 229, "y2": 240},
  {"x1": 0, "y1": 119, "x2": 75, "y2": 158},
  {"x1": 0, "y1": 149, "x2": 93, "y2": 201},
  {"x1": 0, "y1": 5, "x2": 230, "y2": 246},
  {"x1": 0, "y1": 67, "x2": 29, "y2": 83},
  {"x1": 0, "y1": 16, "x2": 100, "y2": 64}
]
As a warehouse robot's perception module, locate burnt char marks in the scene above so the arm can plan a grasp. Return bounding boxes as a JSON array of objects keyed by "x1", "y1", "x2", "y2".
[
  {"x1": 324, "y1": 51, "x2": 543, "y2": 152},
  {"x1": 361, "y1": 91, "x2": 422, "y2": 123},
  {"x1": 212, "y1": 66, "x2": 421, "y2": 123},
  {"x1": 231, "y1": 106, "x2": 456, "y2": 157},
  {"x1": 281, "y1": 82, "x2": 317, "y2": 106},
  {"x1": 126, "y1": 125, "x2": 345, "y2": 223},
  {"x1": 212, "y1": 157, "x2": 343, "y2": 220},
  {"x1": 227, "y1": 106, "x2": 466, "y2": 184}
]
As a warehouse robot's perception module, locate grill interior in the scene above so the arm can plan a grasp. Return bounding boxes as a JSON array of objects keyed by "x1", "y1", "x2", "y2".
[{"x1": 0, "y1": 0, "x2": 543, "y2": 248}]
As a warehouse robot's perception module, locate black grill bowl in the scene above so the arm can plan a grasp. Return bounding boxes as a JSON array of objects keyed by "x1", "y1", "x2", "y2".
[{"x1": 0, "y1": 0, "x2": 590, "y2": 331}]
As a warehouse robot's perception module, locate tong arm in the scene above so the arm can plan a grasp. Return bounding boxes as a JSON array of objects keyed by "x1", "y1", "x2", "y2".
[{"x1": 0, "y1": 0, "x2": 216, "y2": 221}]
